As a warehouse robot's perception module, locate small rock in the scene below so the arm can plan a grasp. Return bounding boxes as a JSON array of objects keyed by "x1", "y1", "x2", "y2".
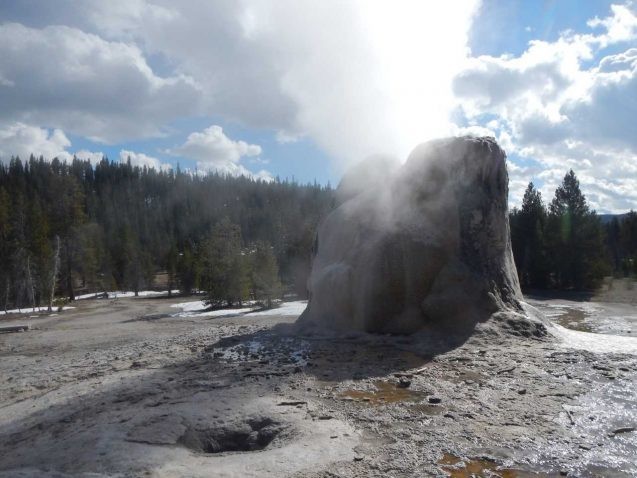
[
  {"x1": 428, "y1": 397, "x2": 442, "y2": 404},
  {"x1": 277, "y1": 400, "x2": 307, "y2": 406},
  {"x1": 611, "y1": 427, "x2": 635, "y2": 435},
  {"x1": 353, "y1": 454, "x2": 364, "y2": 462},
  {"x1": 517, "y1": 389, "x2": 527, "y2": 395},
  {"x1": 397, "y1": 378, "x2": 411, "y2": 389}
]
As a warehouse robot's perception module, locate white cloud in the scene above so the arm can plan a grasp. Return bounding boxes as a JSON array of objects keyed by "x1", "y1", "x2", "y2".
[
  {"x1": 275, "y1": 130, "x2": 303, "y2": 144},
  {"x1": 0, "y1": 122, "x2": 70, "y2": 161},
  {"x1": 0, "y1": 122, "x2": 106, "y2": 164},
  {"x1": 168, "y1": 125, "x2": 268, "y2": 179},
  {"x1": 11, "y1": 0, "x2": 636, "y2": 210},
  {"x1": 0, "y1": 22, "x2": 201, "y2": 143},
  {"x1": 453, "y1": 2, "x2": 637, "y2": 212},
  {"x1": 74, "y1": 150, "x2": 105, "y2": 164},
  {"x1": 119, "y1": 149, "x2": 172, "y2": 170},
  {"x1": 587, "y1": 4, "x2": 637, "y2": 45},
  {"x1": 3, "y1": 1, "x2": 478, "y2": 168}
]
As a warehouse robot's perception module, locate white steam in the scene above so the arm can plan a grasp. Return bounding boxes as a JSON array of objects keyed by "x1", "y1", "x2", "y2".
[{"x1": 263, "y1": 0, "x2": 480, "y2": 170}]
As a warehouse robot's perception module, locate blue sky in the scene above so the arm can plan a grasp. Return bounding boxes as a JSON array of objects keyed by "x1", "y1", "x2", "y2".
[
  {"x1": 0, "y1": 1, "x2": 636, "y2": 211},
  {"x1": 470, "y1": 1, "x2": 616, "y2": 56}
]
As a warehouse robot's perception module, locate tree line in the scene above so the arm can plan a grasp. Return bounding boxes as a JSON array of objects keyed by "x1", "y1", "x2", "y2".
[
  {"x1": 2, "y1": 156, "x2": 636, "y2": 312},
  {"x1": 510, "y1": 170, "x2": 637, "y2": 291},
  {"x1": 0, "y1": 155, "x2": 335, "y2": 311}
]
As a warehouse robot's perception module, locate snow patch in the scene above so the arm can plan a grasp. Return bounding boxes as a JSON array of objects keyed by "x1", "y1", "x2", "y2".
[
  {"x1": 170, "y1": 300, "x2": 308, "y2": 319},
  {"x1": 0, "y1": 306, "x2": 75, "y2": 316},
  {"x1": 75, "y1": 290, "x2": 179, "y2": 300},
  {"x1": 171, "y1": 300, "x2": 207, "y2": 312},
  {"x1": 245, "y1": 301, "x2": 307, "y2": 317}
]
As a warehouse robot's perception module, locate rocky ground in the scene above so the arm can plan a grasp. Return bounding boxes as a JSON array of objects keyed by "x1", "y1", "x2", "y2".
[{"x1": 0, "y1": 296, "x2": 636, "y2": 477}]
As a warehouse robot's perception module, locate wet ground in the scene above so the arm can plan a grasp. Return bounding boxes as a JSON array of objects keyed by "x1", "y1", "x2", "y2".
[
  {"x1": 0, "y1": 295, "x2": 635, "y2": 477},
  {"x1": 528, "y1": 297, "x2": 637, "y2": 336}
]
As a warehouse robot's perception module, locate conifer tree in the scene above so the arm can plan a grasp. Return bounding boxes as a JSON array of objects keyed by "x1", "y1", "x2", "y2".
[
  {"x1": 166, "y1": 241, "x2": 179, "y2": 296},
  {"x1": 546, "y1": 170, "x2": 608, "y2": 289},
  {"x1": 250, "y1": 240, "x2": 283, "y2": 308},
  {"x1": 177, "y1": 243, "x2": 198, "y2": 295},
  {"x1": 200, "y1": 219, "x2": 248, "y2": 307},
  {"x1": 510, "y1": 183, "x2": 549, "y2": 288},
  {"x1": 0, "y1": 155, "x2": 335, "y2": 308},
  {"x1": 0, "y1": 187, "x2": 11, "y2": 312}
]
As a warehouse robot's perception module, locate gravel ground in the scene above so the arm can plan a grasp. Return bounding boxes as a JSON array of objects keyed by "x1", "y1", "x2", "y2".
[{"x1": 0, "y1": 296, "x2": 635, "y2": 477}]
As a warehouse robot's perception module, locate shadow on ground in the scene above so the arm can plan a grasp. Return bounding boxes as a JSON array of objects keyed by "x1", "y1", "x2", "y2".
[{"x1": 0, "y1": 318, "x2": 474, "y2": 476}]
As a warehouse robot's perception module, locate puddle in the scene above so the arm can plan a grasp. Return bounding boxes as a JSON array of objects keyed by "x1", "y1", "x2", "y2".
[
  {"x1": 551, "y1": 308, "x2": 593, "y2": 333},
  {"x1": 529, "y1": 299, "x2": 637, "y2": 336},
  {"x1": 340, "y1": 380, "x2": 425, "y2": 405},
  {"x1": 437, "y1": 453, "x2": 560, "y2": 478}
]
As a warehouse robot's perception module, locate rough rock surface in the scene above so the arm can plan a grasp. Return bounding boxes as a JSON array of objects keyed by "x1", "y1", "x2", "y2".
[{"x1": 299, "y1": 136, "x2": 544, "y2": 335}]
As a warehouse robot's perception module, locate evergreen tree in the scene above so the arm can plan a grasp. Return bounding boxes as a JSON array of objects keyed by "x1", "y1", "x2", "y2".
[
  {"x1": 0, "y1": 155, "x2": 334, "y2": 309},
  {"x1": 177, "y1": 243, "x2": 199, "y2": 295},
  {"x1": 165, "y1": 240, "x2": 179, "y2": 296},
  {"x1": 510, "y1": 183, "x2": 549, "y2": 288},
  {"x1": 200, "y1": 219, "x2": 248, "y2": 307},
  {"x1": 0, "y1": 187, "x2": 12, "y2": 311},
  {"x1": 78, "y1": 223, "x2": 104, "y2": 295},
  {"x1": 619, "y1": 211, "x2": 637, "y2": 276},
  {"x1": 604, "y1": 217, "x2": 622, "y2": 275},
  {"x1": 249, "y1": 240, "x2": 282, "y2": 308},
  {"x1": 546, "y1": 170, "x2": 608, "y2": 289}
]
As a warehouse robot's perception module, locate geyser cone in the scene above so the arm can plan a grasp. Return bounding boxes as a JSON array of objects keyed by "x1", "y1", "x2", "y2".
[{"x1": 299, "y1": 136, "x2": 540, "y2": 336}]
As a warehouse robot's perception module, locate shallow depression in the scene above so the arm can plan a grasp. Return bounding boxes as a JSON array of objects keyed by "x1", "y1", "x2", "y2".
[{"x1": 177, "y1": 417, "x2": 286, "y2": 454}]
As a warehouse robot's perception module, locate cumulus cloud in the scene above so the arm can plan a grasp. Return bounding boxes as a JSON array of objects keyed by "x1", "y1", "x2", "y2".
[
  {"x1": 74, "y1": 150, "x2": 105, "y2": 164},
  {"x1": 0, "y1": 1, "x2": 479, "y2": 167},
  {"x1": 119, "y1": 150, "x2": 171, "y2": 170},
  {"x1": 168, "y1": 125, "x2": 268, "y2": 179},
  {"x1": 6, "y1": 0, "x2": 635, "y2": 211},
  {"x1": 0, "y1": 122, "x2": 106, "y2": 163},
  {"x1": 0, "y1": 22, "x2": 201, "y2": 143},
  {"x1": 454, "y1": 2, "x2": 637, "y2": 212},
  {"x1": 0, "y1": 122, "x2": 70, "y2": 161},
  {"x1": 587, "y1": 3, "x2": 637, "y2": 45}
]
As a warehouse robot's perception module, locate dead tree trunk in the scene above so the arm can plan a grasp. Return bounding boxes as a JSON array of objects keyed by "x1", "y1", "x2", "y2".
[{"x1": 48, "y1": 236, "x2": 61, "y2": 312}]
